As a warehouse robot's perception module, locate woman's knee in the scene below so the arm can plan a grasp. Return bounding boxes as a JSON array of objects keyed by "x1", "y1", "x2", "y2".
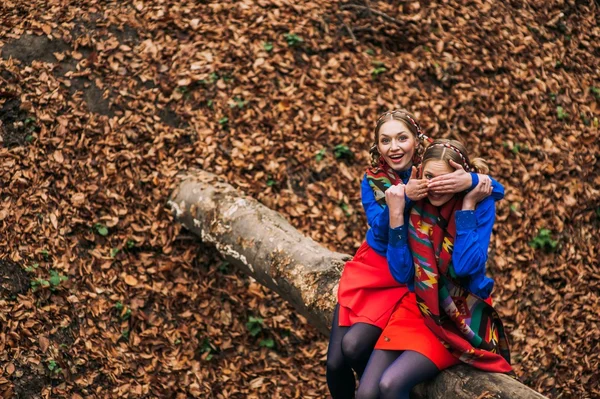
[
  {"x1": 379, "y1": 369, "x2": 408, "y2": 398},
  {"x1": 341, "y1": 334, "x2": 372, "y2": 362}
]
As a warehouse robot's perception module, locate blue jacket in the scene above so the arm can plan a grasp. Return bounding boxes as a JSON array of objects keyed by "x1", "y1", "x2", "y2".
[{"x1": 386, "y1": 196, "x2": 497, "y2": 299}]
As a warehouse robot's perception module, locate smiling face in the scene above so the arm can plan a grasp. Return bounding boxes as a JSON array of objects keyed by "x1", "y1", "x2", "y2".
[
  {"x1": 422, "y1": 159, "x2": 454, "y2": 206},
  {"x1": 377, "y1": 120, "x2": 416, "y2": 172}
]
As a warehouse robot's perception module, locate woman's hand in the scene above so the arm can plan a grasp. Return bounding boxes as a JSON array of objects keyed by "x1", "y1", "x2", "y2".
[
  {"x1": 385, "y1": 184, "x2": 406, "y2": 228},
  {"x1": 405, "y1": 166, "x2": 428, "y2": 201},
  {"x1": 427, "y1": 160, "x2": 471, "y2": 194},
  {"x1": 463, "y1": 178, "x2": 493, "y2": 210}
]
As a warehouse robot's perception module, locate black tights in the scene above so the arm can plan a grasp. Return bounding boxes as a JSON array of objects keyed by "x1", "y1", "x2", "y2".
[
  {"x1": 326, "y1": 305, "x2": 382, "y2": 398},
  {"x1": 356, "y1": 349, "x2": 440, "y2": 399}
]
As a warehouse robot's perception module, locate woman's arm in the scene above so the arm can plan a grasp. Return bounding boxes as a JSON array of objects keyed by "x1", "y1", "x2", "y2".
[
  {"x1": 361, "y1": 175, "x2": 390, "y2": 240},
  {"x1": 427, "y1": 161, "x2": 505, "y2": 201},
  {"x1": 387, "y1": 224, "x2": 414, "y2": 285},
  {"x1": 452, "y1": 196, "x2": 495, "y2": 279}
]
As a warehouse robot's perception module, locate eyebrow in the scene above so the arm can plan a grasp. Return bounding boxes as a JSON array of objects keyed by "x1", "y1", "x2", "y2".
[{"x1": 380, "y1": 130, "x2": 410, "y2": 137}]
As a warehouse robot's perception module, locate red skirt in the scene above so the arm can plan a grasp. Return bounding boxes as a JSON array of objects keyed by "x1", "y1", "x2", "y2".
[
  {"x1": 375, "y1": 293, "x2": 459, "y2": 370},
  {"x1": 337, "y1": 242, "x2": 409, "y2": 329},
  {"x1": 375, "y1": 292, "x2": 495, "y2": 370}
]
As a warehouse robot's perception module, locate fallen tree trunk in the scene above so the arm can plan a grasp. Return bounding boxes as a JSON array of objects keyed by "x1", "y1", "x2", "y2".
[{"x1": 168, "y1": 169, "x2": 547, "y2": 399}]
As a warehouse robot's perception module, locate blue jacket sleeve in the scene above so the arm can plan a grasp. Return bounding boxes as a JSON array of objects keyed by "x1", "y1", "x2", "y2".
[
  {"x1": 361, "y1": 175, "x2": 389, "y2": 240},
  {"x1": 387, "y1": 224, "x2": 414, "y2": 286},
  {"x1": 469, "y1": 173, "x2": 505, "y2": 202},
  {"x1": 452, "y1": 196, "x2": 496, "y2": 297}
]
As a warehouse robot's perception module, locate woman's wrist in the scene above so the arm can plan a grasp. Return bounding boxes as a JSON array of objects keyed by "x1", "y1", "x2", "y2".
[
  {"x1": 462, "y1": 200, "x2": 475, "y2": 211},
  {"x1": 389, "y1": 210, "x2": 405, "y2": 228},
  {"x1": 461, "y1": 172, "x2": 473, "y2": 192}
]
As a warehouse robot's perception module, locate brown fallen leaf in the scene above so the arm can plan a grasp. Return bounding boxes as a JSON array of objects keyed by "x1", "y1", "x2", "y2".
[
  {"x1": 124, "y1": 275, "x2": 138, "y2": 286},
  {"x1": 39, "y1": 336, "x2": 50, "y2": 353}
]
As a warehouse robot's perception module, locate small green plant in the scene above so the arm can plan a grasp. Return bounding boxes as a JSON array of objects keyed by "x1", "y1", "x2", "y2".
[
  {"x1": 24, "y1": 117, "x2": 36, "y2": 125},
  {"x1": 590, "y1": 87, "x2": 600, "y2": 100},
  {"x1": 549, "y1": 93, "x2": 557, "y2": 101},
  {"x1": 31, "y1": 278, "x2": 50, "y2": 291},
  {"x1": 174, "y1": 338, "x2": 182, "y2": 345},
  {"x1": 371, "y1": 67, "x2": 387, "y2": 78},
  {"x1": 41, "y1": 249, "x2": 50, "y2": 261},
  {"x1": 339, "y1": 202, "x2": 351, "y2": 217},
  {"x1": 47, "y1": 359, "x2": 62, "y2": 375},
  {"x1": 529, "y1": 229, "x2": 558, "y2": 252},
  {"x1": 126, "y1": 239, "x2": 135, "y2": 249},
  {"x1": 263, "y1": 42, "x2": 274, "y2": 52},
  {"x1": 121, "y1": 329, "x2": 130, "y2": 340},
  {"x1": 315, "y1": 148, "x2": 326, "y2": 162},
  {"x1": 110, "y1": 248, "x2": 120, "y2": 258},
  {"x1": 217, "y1": 261, "x2": 230, "y2": 274},
  {"x1": 259, "y1": 338, "x2": 275, "y2": 348},
  {"x1": 266, "y1": 176, "x2": 276, "y2": 187},
  {"x1": 26, "y1": 134, "x2": 35, "y2": 143},
  {"x1": 246, "y1": 316, "x2": 264, "y2": 337},
  {"x1": 230, "y1": 97, "x2": 247, "y2": 109},
  {"x1": 115, "y1": 302, "x2": 132, "y2": 320},
  {"x1": 218, "y1": 117, "x2": 229, "y2": 126},
  {"x1": 422, "y1": 45, "x2": 431, "y2": 52},
  {"x1": 284, "y1": 33, "x2": 303, "y2": 47},
  {"x1": 177, "y1": 86, "x2": 189, "y2": 95},
  {"x1": 207, "y1": 99, "x2": 214, "y2": 108},
  {"x1": 49, "y1": 270, "x2": 68, "y2": 287},
  {"x1": 333, "y1": 144, "x2": 354, "y2": 160},
  {"x1": 94, "y1": 223, "x2": 109, "y2": 237},
  {"x1": 209, "y1": 72, "x2": 219, "y2": 83},
  {"x1": 556, "y1": 106, "x2": 568, "y2": 120},
  {"x1": 25, "y1": 263, "x2": 39, "y2": 272},
  {"x1": 366, "y1": 49, "x2": 375, "y2": 56},
  {"x1": 200, "y1": 338, "x2": 216, "y2": 361}
]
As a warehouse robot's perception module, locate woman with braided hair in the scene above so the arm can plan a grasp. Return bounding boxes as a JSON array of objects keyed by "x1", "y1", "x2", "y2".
[
  {"x1": 355, "y1": 139, "x2": 512, "y2": 399},
  {"x1": 326, "y1": 110, "x2": 505, "y2": 398}
]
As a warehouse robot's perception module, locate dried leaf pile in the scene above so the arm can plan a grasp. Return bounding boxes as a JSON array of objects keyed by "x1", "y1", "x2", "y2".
[{"x1": 0, "y1": 0, "x2": 598, "y2": 398}]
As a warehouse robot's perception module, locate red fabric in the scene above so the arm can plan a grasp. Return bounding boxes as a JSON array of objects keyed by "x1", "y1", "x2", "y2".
[
  {"x1": 375, "y1": 293, "x2": 460, "y2": 370},
  {"x1": 337, "y1": 242, "x2": 409, "y2": 329}
]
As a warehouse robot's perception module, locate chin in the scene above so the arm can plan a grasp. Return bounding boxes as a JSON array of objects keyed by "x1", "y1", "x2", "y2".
[
  {"x1": 385, "y1": 159, "x2": 410, "y2": 172},
  {"x1": 428, "y1": 195, "x2": 452, "y2": 207}
]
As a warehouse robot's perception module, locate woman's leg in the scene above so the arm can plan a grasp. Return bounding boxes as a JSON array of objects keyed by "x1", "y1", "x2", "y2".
[
  {"x1": 341, "y1": 323, "x2": 382, "y2": 378},
  {"x1": 378, "y1": 350, "x2": 440, "y2": 399},
  {"x1": 326, "y1": 304, "x2": 355, "y2": 399},
  {"x1": 355, "y1": 349, "x2": 402, "y2": 399}
]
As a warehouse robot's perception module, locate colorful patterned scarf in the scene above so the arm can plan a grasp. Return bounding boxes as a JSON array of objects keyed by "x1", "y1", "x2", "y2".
[
  {"x1": 408, "y1": 197, "x2": 512, "y2": 373},
  {"x1": 365, "y1": 158, "x2": 402, "y2": 206}
]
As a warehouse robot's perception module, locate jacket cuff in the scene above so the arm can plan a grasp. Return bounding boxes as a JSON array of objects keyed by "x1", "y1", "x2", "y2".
[
  {"x1": 389, "y1": 224, "x2": 408, "y2": 247},
  {"x1": 467, "y1": 172, "x2": 479, "y2": 192}
]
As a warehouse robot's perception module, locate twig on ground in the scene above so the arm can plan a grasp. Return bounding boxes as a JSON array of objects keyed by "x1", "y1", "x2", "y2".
[{"x1": 340, "y1": 4, "x2": 404, "y2": 26}]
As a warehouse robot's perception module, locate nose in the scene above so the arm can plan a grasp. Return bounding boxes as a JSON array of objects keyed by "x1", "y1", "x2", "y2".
[{"x1": 391, "y1": 139, "x2": 400, "y2": 150}]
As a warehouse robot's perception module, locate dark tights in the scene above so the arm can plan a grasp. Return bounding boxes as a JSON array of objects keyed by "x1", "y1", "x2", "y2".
[
  {"x1": 326, "y1": 305, "x2": 382, "y2": 398},
  {"x1": 356, "y1": 349, "x2": 440, "y2": 399}
]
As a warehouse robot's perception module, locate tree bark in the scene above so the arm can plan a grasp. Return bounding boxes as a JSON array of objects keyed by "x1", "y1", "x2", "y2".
[{"x1": 168, "y1": 169, "x2": 547, "y2": 399}]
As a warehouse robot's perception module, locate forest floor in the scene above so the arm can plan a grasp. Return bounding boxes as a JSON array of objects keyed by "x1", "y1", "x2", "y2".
[{"x1": 0, "y1": 0, "x2": 599, "y2": 398}]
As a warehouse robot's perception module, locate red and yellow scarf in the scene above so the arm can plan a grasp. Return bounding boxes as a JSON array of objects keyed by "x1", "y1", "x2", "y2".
[
  {"x1": 408, "y1": 197, "x2": 512, "y2": 373},
  {"x1": 365, "y1": 158, "x2": 402, "y2": 206}
]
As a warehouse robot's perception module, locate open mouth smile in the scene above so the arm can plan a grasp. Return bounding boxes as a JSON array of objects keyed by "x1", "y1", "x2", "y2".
[{"x1": 388, "y1": 154, "x2": 405, "y2": 163}]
